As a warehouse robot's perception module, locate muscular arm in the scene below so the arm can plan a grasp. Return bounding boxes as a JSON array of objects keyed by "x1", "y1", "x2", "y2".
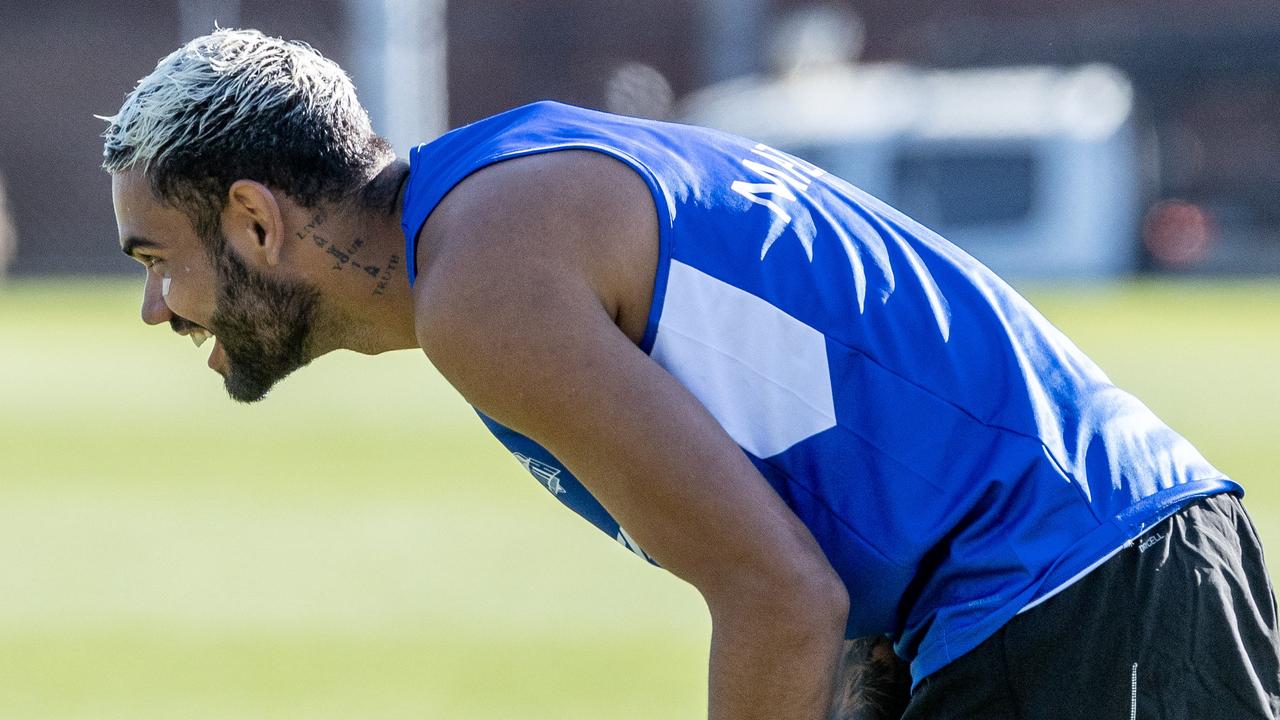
[{"x1": 414, "y1": 151, "x2": 850, "y2": 720}]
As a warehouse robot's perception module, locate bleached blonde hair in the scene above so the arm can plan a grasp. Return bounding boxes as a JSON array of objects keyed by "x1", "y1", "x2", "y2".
[{"x1": 101, "y1": 28, "x2": 392, "y2": 243}]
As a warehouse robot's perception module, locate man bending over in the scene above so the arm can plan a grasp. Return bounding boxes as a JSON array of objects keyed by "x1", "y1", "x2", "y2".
[{"x1": 103, "y1": 29, "x2": 1279, "y2": 719}]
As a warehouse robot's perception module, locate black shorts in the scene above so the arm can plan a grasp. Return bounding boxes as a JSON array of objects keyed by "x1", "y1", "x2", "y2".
[{"x1": 904, "y1": 492, "x2": 1280, "y2": 720}]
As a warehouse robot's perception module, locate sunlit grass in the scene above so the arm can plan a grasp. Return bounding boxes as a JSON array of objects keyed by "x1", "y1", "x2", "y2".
[
  {"x1": 0, "y1": 276, "x2": 1277, "y2": 718},
  {"x1": 1, "y1": 278, "x2": 707, "y2": 720}
]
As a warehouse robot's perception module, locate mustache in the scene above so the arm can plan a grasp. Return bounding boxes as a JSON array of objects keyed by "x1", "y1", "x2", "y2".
[{"x1": 169, "y1": 316, "x2": 205, "y2": 335}]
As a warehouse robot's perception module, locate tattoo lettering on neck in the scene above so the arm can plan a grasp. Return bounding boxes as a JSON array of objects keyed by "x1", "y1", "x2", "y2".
[
  {"x1": 324, "y1": 236, "x2": 393, "y2": 282},
  {"x1": 298, "y1": 216, "x2": 397, "y2": 294},
  {"x1": 335, "y1": 238, "x2": 387, "y2": 283},
  {"x1": 326, "y1": 236, "x2": 366, "y2": 271},
  {"x1": 372, "y1": 254, "x2": 401, "y2": 296},
  {"x1": 294, "y1": 210, "x2": 328, "y2": 247}
]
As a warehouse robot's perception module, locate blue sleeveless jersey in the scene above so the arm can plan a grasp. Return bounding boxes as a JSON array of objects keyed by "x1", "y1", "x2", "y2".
[{"x1": 401, "y1": 101, "x2": 1239, "y2": 684}]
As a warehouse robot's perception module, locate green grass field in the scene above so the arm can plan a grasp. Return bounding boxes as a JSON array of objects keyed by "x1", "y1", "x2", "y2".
[{"x1": 1, "y1": 277, "x2": 1278, "y2": 719}]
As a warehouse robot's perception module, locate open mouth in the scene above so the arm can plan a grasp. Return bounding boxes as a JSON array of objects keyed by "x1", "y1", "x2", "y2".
[
  {"x1": 188, "y1": 327, "x2": 213, "y2": 347},
  {"x1": 173, "y1": 324, "x2": 226, "y2": 375}
]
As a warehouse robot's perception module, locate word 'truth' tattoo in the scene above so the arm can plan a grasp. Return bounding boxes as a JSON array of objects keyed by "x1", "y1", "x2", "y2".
[{"x1": 372, "y1": 254, "x2": 400, "y2": 296}]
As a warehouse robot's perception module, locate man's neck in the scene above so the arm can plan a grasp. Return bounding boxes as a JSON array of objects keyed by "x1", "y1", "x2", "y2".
[{"x1": 306, "y1": 159, "x2": 419, "y2": 356}]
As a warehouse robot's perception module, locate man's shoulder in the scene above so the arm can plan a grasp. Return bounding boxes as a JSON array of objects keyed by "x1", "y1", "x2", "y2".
[
  {"x1": 431, "y1": 149, "x2": 650, "y2": 233},
  {"x1": 413, "y1": 148, "x2": 660, "y2": 347}
]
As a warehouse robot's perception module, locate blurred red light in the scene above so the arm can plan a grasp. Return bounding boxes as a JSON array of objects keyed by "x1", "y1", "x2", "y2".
[{"x1": 1141, "y1": 200, "x2": 1215, "y2": 268}]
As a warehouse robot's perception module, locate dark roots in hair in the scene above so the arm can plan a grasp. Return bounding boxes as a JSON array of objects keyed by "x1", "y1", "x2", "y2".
[{"x1": 101, "y1": 29, "x2": 395, "y2": 253}]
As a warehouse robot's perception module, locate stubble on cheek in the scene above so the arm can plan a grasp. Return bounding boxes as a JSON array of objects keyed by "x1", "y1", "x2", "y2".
[{"x1": 210, "y1": 248, "x2": 320, "y2": 403}]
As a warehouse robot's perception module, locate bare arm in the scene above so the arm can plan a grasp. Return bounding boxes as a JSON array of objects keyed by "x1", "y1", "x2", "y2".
[{"x1": 414, "y1": 152, "x2": 850, "y2": 720}]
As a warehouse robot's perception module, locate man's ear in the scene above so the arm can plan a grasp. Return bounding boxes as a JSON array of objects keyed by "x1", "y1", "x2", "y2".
[{"x1": 223, "y1": 180, "x2": 287, "y2": 266}]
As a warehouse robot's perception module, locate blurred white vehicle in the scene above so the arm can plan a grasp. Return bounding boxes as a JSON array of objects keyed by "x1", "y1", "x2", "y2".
[{"x1": 681, "y1": 62, "x2": 1140, "y2": 279}]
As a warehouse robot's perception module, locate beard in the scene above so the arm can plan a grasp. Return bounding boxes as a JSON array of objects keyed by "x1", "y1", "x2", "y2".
[{"x1": 208, "y1": 241, "x2": 321, "y2": 404}]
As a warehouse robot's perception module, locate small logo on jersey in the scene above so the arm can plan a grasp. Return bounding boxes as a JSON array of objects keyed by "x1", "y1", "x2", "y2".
[
  {"x1": 513, "y1": 452, "x2": 567, "y2": 495},
  {"x1": 1138, "y1": 531, "x2": 1166, "y2": 553}
]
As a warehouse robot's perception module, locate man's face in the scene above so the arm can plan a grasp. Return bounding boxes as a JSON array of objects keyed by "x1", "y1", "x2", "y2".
[{"x1": 111, "y1": 170, "x2": 319, "y2": 403}]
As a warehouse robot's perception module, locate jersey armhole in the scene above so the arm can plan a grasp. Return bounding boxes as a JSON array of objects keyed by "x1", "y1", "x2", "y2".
[{"x1": 403, "y1": 143, "x2": 674, "y2": 353}]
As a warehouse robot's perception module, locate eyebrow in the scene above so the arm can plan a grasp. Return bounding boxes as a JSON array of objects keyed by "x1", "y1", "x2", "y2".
[{"x1": 120, "y1": 236, "x2": 162, "y2": 258}]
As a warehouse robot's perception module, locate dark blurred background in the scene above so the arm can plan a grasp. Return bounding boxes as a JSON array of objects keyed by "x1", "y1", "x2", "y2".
[{"x1": 1, "y1": 0, "x2": 1277, "y2": 277}]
